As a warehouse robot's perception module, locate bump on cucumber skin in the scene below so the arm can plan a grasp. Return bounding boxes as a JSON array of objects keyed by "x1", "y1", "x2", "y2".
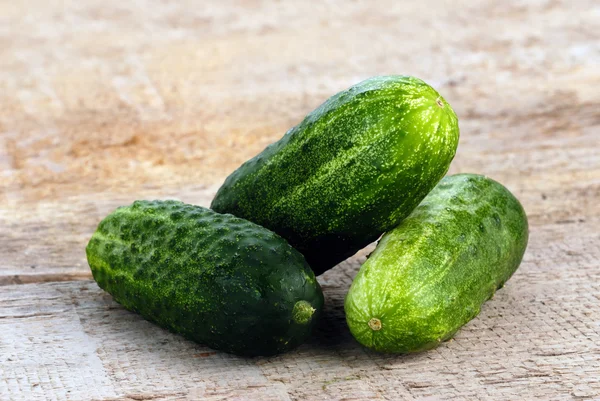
[
  {"x1": 86, "y1": 200, "x2": 324, "y2": 357},
  {"x1": 344, "y1": 174, "x2": 529, "y2": 353},
  {"x1": 211, "y1": 75, "x2": 460, "y2": 275}
]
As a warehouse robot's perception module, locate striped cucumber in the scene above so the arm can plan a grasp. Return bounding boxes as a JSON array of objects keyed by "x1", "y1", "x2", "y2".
[{"x1": 211, "y1": 76, "x2": 460, "y2": 274}]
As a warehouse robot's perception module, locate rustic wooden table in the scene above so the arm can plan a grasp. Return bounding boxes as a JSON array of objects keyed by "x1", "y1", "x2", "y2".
[{"x1": 1, "y1": 1, "x2": 599, "y2": 400}]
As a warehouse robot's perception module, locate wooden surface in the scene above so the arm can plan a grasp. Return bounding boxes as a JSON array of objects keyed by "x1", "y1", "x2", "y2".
[{"x1": 1, "y1": 1, "x2": 599, "y2": 400}]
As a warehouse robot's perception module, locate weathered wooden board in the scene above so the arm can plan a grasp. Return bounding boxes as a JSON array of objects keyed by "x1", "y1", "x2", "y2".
[
  {"x1": 1, "y1": 240, "x2": 599, "y2": 401},
  {"x1": 1, "y1": 0, "x2": 599, "y2": 399}
]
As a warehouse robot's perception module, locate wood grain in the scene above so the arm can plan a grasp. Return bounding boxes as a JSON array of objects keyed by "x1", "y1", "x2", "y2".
[{"x1": 1, "y1": 0, "x2": 599, "y2": 399}]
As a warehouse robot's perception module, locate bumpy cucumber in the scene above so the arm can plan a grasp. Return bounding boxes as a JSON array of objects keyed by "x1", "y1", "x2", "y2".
[
  {"x1": 211, "y1": 76, "x2": 459, "y2": 274},
  {"x1": 86, "y1": 200, "x2": 324, "y2": 356},
  {"x1": 345, "y1": 174, "x2": 528, "y2": 353}
]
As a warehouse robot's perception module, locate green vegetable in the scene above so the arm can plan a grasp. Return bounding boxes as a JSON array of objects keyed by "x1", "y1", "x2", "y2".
[
  {"x1": 86, "y1": 200, "x2": 324, "y2": 356},
  {"x1": 211, "y1": 75, "x2": 459, "y2": 275},
  {"x1": 345, "y1": 174, "x2": 528, "y2": 353}
]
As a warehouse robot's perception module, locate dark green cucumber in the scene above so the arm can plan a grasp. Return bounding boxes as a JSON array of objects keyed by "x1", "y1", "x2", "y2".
[
  {"x1": 86, "y1": 200, "x2": 324, "y2": 356},
  {"x1": 211, "y1": 76, "x2": 459, "y2": 275},
  {"x1": 345, "y1": 174, "x2": 528, "y2": 353}
]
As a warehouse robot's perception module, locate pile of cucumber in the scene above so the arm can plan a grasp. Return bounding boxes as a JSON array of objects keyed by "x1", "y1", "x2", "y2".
[{"x1": 87, "y1": 76, "x2": 528, "y2": 356}]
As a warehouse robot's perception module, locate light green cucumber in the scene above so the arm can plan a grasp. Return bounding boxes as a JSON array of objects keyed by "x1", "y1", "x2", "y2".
[{"x1": 345, "y1": 174, "x2": 529, "y2": 353}]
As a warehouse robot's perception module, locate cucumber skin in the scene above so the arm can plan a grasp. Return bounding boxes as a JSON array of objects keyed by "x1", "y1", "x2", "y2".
[
  {"x1": 86, "y1": 200, "x2": 324, "y2": 357},
  {"x1": 345, "y1": 174, "x2": 529, "y2": 353},
  {"x1": 211, "y1": 76, "x2": 459, "y2": 275}
]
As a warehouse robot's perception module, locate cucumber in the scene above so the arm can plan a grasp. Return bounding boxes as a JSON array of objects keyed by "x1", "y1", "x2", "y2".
[
  {"x1": 86, "y1": 200, "x2": 324, "y2": 356},
  {"x1": 345, "y1": 174, "x2": 528, "y2": 353},
  {"x1": 211, "y1": 76, "x2": 459, "y2": 275}
]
